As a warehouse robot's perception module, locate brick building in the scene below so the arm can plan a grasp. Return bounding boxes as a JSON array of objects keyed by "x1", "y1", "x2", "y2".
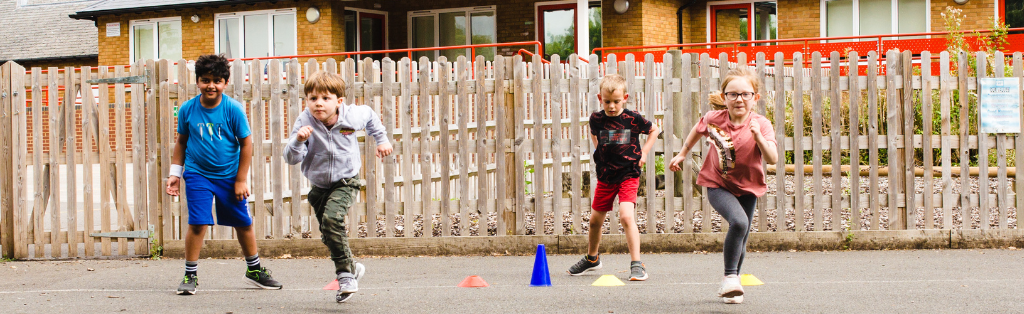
[{"x1": 68, "y1": 0, "x2": 1011, "y2": 65}]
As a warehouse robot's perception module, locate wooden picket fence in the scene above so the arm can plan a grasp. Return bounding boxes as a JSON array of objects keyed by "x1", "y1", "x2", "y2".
[{"x1": 0, "y1": 49, "x2": 1021, "y2": 260}]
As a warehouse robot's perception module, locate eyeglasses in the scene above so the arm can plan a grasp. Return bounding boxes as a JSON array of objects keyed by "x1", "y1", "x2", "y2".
[{"x1": 723, "y1": 92, "x2": 755, "y2": 101}]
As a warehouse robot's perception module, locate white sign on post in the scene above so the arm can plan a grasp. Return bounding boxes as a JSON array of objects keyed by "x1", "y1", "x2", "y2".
[
  {"x1": 106, "y1": 22, "x2": 120, "y2": 37},
  {"x1": 979, "y1": 77, "x2": 1021, "y2": 134}
]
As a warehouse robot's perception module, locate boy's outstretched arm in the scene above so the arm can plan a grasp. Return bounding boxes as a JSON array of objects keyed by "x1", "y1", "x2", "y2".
[
  {"x1": 364, "y1": 110, "x2": 392, "y2": 158},
  {"x1": 284, "y1": 118, "x2": 310, "y2": 165},
  {"x1": 166, "y1": 134, "x2": 188, "y2": 196},
  {"x1": 639, "y1": 125, "x2": 661, "y2": 168},
  {"x1": 235, "y1": 135, "x2": 252, "y2": 201}
]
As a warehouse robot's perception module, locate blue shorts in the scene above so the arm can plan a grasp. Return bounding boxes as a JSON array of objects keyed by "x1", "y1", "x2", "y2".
[{"x1": 183, "y1": 171, "x2": 252, "y2": 227}]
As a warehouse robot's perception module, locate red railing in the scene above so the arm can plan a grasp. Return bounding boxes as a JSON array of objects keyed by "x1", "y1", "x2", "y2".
[
  {"x1": 516, "y1": 49, "x2": 590, "y2": 64},
  {"x1": 233, "y1": 41, "x2": 543, "y2": 64},
  {"x1": 593, "y1": 28, "x2": 1024, "y2": 64}
]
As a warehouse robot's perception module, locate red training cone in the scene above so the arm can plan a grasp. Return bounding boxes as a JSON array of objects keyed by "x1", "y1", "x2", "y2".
[
  {"x1": 323, "y1": 279, "x2": 339, "y2": 290},
  {"x1": 458, "y1": 275, "x2": 490, "y2": 288}
]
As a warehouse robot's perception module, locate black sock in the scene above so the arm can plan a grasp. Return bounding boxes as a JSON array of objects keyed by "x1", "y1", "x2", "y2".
[
  {"x1": 586, "y1": 255, "x2": 599, "y2": 262},
  {"x1": 185, "y1": 261, "x2": 198, "y2": 276},
  {"x1": 245, "y1": 254, "x2": 261, "y2": 271}
]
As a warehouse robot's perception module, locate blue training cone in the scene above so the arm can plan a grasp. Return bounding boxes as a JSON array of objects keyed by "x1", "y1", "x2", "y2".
[{"x1": 530, "y1": 244, "x2": 552, "y2": 286}]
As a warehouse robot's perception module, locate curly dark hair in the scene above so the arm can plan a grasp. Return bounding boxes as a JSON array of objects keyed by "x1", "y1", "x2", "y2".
[{"x1": 195, "y1": 54, "x2": 231, "y2": 82}]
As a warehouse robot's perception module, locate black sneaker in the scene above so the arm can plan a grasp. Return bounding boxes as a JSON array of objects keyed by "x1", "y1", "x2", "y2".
[
  {"x1": 336, "y1": 262, "x2": 365, "y2": 303},
  {"x1": 177, "y1": 274, "x2": 198, "y2": 295},
  {"x1": 629, "y1": 261, "x2": 648, "y2": 281},
  {"x1": 567, "y1": 255, "x2": 602, "y2": 276},
  {"x1": 244, "y1": 267, "x2": 283, "y2": 290}
]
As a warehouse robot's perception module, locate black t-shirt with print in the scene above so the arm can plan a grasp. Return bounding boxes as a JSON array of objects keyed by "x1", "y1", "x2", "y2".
[{"x1": 590, "y1": 108, "x2": 653, "y2": 184}]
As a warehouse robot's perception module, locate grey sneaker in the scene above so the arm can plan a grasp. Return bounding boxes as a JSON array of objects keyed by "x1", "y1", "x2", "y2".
[
  {"x1": 567, "y1": 255, "x2": 602, "y2": 276},
  {"x1": 177, "y1": 274, "x2": 198, "y2": 295},
  {"x1": 336, "y1": 262, "x2": 365, "y2": 303},
  {"x1": 244, "y1": 267, "x2": 283, "y2": 290},
  {"x1": 629, "y1": 261, "x2": 648, "y2": 281}
]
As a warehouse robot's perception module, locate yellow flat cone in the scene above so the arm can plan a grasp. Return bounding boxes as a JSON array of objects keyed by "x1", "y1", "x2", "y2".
[
  {"x1": 591, "y1": 274, "x2": 626, "y2": 286},
  {"x1": 740, "y1": 274, "x2": 764, "y2": 286}
]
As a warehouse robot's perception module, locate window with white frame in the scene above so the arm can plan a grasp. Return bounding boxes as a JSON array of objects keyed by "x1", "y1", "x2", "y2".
[
  {"x1": 409, "y1": 6, "x2": 497, "y2": 61},
  {"x1": 130, "y1": 17, "x2": 182, "y2": 63},
  {"x1": 822, "y1": 0, "x2": 927, "y2": 39},
  {"x1": 215, "y1": 9, "x2": 297, "y2": 59}
]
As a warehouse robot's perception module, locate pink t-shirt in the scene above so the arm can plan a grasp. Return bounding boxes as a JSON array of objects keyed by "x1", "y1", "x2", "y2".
[{"x1": 695, "y1": 110, "x2": 777, "y2": 197}]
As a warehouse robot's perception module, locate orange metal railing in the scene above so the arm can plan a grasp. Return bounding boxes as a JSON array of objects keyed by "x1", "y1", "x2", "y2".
[
  {"x1": 234, "y1": 41, "x2": 543, "y2": 64},
  {"x1": 594, "y1": 28, "x2": 1024, "y2": 64},
  {"x1": 516, "y1": 49, "x2": 590, "y2": 64}
]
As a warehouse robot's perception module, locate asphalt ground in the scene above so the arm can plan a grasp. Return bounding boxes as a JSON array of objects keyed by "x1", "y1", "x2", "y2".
[{"x1": 2, "y1": 249, "x2": 1023, "y2": 313}]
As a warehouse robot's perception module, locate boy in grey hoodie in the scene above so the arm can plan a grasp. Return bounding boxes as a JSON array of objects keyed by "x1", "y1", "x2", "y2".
[{"x1": 284, "y1": 70, "x2": 392, "y2": 303}]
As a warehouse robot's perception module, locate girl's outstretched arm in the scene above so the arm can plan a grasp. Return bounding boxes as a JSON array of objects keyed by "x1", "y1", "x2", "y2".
[{"x1": 668, "y1": 123, "x2": 703, "y2": 172}]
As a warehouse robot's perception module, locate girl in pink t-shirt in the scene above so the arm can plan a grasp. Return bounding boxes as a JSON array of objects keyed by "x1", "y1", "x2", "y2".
[{"x1": 668, "y1": 67, "x2": 779, "y2": 304}]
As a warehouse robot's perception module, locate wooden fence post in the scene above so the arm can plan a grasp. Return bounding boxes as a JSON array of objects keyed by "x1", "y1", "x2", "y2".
[
  {"x1": 830, "y1": 51, "x2": 843, "y2": 230},
  {"x1": 667, "y1": 50, "x2": 684, "y2": 199},
  {"x1": 680, "y1": 52, "x2": 694, "y2": 233},
  {"x1": 902, "y1": 50, "x2": 915, "y2": 230},
  {"x1": 976, "y1": 51, "x2": 989, "y2": 230},
  {"x1": 65, "y1": 66, "x2": 78, "y2": 257},
  {"x1": 12, "y1": 63, "x2": 26, "y2": 258},
  {"x1": 958, "y1": 52, "x2": 970, "y2": 230},
  {"x1": 885, "y1": 50, "x2": 903, "y2": 230},
  {"x1": 514, "y1": 55, "x2": 527, "y2": 235},
  {"x1": 498, "y1": 56, "x2": 516, "y2": 235},
  {"x1": 0, "y1": 61, "x2": 26, "y2": 259},
  {"x1": 0, "y1": 61, "x2": 10, "y2": 259}
]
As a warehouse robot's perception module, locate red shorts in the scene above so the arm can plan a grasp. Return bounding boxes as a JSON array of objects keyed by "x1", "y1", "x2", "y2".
[{"x1": 591, "y1": 177, "x2": 639, "y2": 212}]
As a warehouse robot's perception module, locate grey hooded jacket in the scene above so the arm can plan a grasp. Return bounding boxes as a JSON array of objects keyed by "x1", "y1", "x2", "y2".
[{"x1": 284, "y1": 104, "x2": 390, "y2": 189}]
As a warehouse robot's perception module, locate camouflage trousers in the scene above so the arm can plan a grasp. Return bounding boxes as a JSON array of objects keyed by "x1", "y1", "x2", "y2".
[{"x1": 307, "y1": 177, "x2": 362, "y2": 274}]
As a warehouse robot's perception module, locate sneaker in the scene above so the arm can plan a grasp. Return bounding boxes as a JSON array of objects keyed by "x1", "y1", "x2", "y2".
[
  {"x1": 718, "y1": 274, "x2": 744, "y2": 298},
  {"x1": 723, "y1": 295, "x2": 744, "y2": 304},
  {"x1": 336, "y1": 262, "x2": 365, "y2": 303},
  {"x1": 244, "y1": 267, "x2": 283, "y2": 290},
  {"x1": 567, "y1": 255, "x2": 602, "y2": 276},
  {"x1": 628, "y1": 261, "x2": 648, "y2": 281},
  {"x1": 177, "y1": 274, "x2": 198, "y2": 295}
]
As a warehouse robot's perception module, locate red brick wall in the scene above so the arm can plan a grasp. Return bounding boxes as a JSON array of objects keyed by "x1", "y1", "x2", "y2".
[
  {"x1": 931, "y1": 0, "x2": 998, "y2": 32},
  {"x1": 96, "y1": 0, "x2": 343, "y2": 66},
  {"x1": 602, "y1": 0, "x2": 645, "y2": 48},
  {"x1": 24, "y1": 102, "x2": 137, "y2": 157},
  {"x1": 642, "y1": 0, "x2": 683, "y2": 46}
]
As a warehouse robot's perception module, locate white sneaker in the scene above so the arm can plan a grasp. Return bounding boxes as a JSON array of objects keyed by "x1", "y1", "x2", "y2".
[
  {"x1": 718, "y1": 274, "x2": 744, "y2": 298},
  {"x1": 723, "y1": 295, "x2": 743, "y2": 304}
]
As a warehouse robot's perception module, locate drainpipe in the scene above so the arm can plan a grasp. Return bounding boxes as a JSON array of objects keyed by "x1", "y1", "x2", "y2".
[{"x1": 677, "y1": 0, "x2": 694, "y2": 44}]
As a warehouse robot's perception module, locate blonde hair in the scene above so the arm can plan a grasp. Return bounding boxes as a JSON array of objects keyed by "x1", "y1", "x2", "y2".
[
  {"x1": 719, "y1": 67, "x2": 760, "y2": 95},
  {"x1": 599, "y1": 74, "x2": 627, "y2": 95},
  {"x1": 709, "y1": 90, "x2": 726, "y2": 110},
  {"x1": 304, "y1": 70, "x2": 347, "y2": 99}
]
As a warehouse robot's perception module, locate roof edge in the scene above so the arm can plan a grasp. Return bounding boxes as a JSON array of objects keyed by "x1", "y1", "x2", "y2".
[
  {"x1": 1, "y1": 54, "x2": 99, "y2": 64},
  {"x1": 70, "y1": 0, "x2": 276, "y2": 20}
]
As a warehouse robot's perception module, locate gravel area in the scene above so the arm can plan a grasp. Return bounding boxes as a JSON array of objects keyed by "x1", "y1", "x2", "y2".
[{"x1": 290, "y1": 175, "x2": 1018, "y2": 238}]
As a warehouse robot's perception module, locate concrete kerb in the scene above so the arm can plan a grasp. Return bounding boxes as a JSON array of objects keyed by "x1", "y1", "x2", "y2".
[{"x1": 162, "y1": 229, "x2": 1023, "y2": 258}]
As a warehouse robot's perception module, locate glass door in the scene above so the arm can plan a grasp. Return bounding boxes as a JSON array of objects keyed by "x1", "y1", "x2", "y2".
[
  {"x1": 538, "y1": 3, "x2": 577, "y2": 60},
  {"x1": 345, "y1": 9, "x2": 387, "y2": 60},
  {"x1": 710, "y1": 4, "x2": 750, "y2": 45},
  {"x1": 710, "y1": 2, "x2": 777, "y2": 46}
]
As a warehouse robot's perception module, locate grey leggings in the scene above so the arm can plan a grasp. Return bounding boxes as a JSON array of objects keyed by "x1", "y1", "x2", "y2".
[{"x1": 708, "y1": 187, "x2": 757, "y2": 276}]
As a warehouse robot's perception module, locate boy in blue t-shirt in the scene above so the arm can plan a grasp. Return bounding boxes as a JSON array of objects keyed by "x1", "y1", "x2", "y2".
[{"x1": 165, "y1": 54, "x2": 282, "y2": 295}]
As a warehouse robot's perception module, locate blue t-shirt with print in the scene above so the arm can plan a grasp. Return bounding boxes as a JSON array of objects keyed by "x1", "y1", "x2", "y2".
[{"x1": 177, "y1": 94, "x2": 252, "y2": 179}]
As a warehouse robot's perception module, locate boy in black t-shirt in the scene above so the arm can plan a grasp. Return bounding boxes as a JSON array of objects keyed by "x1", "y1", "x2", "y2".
[{"x1": 567, "y1": 74, "x2": 661, "y2": 281}]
